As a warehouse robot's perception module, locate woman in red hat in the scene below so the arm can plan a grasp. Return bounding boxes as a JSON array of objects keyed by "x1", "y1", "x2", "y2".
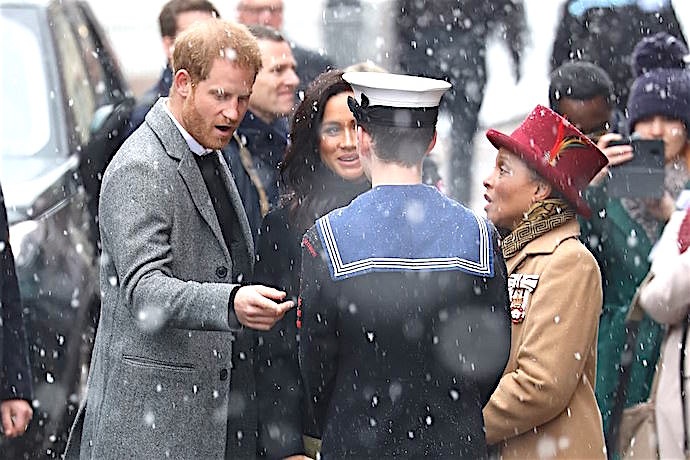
[{"x1": 481, "y1": 104, "x2": 608, "y2": 459}]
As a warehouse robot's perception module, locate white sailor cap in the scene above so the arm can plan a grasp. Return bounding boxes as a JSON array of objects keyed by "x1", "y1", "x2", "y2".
[
  {"x1": 342, "y1": 71, "x2": 451, "y2": 128},
  {"x1": 343, "y1": 72, "x2": 451, "y2": 107}
]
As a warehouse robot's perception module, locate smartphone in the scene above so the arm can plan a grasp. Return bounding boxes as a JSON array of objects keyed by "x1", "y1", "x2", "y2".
[{"x1": 606, "y1": 139, "x2": 664, "y2": 198}]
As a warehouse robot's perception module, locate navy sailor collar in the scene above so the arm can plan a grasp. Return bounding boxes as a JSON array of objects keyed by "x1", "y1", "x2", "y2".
[{"x1": 315, "y1": 184, "x2": 494, "y2": 281}]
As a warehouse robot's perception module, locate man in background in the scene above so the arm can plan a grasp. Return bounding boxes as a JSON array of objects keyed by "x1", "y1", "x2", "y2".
[
  {"x1": 126, "y1": 0, "x2": 219, "y2": 136},
  {"x1": 236, "y1": 0, "x2": 332, "y2": 96},
  {"x1": 548, "y1": 61, "x2": 619, "y2": 141},
  {"x1": 222, "y1": 24, "x2": 299, "y2": 238}
]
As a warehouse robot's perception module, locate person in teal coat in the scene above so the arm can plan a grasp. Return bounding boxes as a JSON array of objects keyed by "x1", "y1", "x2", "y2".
[
  {"x1": 581, "y1": 186, "x2": 663, "y2": 432},
  {"x1": 579, "y1": 33, "x2": 690, "y2": 442}
]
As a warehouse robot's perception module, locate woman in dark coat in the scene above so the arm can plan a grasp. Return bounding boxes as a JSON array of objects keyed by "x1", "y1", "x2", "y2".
[{"x1": 253, "y1": 69, "x2": 369, "y2": 458}]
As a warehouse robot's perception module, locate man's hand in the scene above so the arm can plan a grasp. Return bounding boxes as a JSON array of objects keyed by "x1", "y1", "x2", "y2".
[
  {"x1": 233, "y1": 285, "x2": 294, "y2": 331},
  {"x1": 590, "y1": 133, "x2": 634, "y2": 186},
  {"x1": 1, "y1": 399, "x2": 33, "y2": 438}
]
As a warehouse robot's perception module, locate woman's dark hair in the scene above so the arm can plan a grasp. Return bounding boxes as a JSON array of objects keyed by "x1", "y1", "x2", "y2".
[{"x1": 281, "y1": 69, "x2": 369, "y2": 232}]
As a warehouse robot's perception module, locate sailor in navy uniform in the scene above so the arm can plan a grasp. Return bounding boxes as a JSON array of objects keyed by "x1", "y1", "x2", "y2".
[{"x1": 297, "y1": 72, "x2": 511, "y2": 459}]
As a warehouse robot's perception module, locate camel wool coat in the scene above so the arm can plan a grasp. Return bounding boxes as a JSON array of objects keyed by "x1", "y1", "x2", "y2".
[{"x1": 483, "y1": 219, "x2": 606, "y2": 459}]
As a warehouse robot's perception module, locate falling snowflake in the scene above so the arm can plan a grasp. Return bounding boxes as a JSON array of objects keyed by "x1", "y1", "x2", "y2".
[
  {"x1": 389, "y1": 382, "x2": 402, "y2": 403},
  {"x1": 143, "y1": 411, "x2": 155, "y2": 427}
]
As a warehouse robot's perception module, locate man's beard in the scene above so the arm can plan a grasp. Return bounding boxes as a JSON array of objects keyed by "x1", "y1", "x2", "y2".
[{"x1": 182, "y1": 92, "x2": 229, "y2": 150}]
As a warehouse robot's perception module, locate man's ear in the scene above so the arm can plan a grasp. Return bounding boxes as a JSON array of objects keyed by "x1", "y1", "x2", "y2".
[
  {"x1": 173, "y1": 69, "x2": 192, "y2": 98},
  {"x1": 356, "y1": 126, "x2": 372, "y2": 158},
  {"x1": 425, "y1": 130, "x2": 438, "y2": 155}
]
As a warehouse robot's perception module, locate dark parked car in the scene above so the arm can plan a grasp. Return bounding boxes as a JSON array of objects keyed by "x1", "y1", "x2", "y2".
[{"x1": 0, "y1": 0, "x2": 133, "y2": 456}]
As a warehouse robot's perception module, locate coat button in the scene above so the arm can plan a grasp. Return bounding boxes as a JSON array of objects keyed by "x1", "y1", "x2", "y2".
[
  {"x1": 220, "y1": 368, "x2": 228, "y2": 381},
  {"x1": 216, "y1": 266, "x2": 228, "y2": 278}
]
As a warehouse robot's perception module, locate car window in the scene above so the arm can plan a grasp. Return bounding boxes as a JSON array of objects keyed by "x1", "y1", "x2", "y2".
[
  {"x1": 74, "y1": 24, "x2": 109, "y2": 106},
  {"x1": 65, "y1": 6, "x2": 110, "y2": 107},
  {"x1": 0, "y1": 9, "x2": 52, "y2": 157},
  {"x1": 51, "y1": 7, "x2": 96, "y2": 145}
]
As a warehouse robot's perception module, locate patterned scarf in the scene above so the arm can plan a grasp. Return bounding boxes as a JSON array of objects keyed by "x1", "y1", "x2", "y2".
[{"x1": 502, "y1": 198, "x2": 577, "y2": 259}]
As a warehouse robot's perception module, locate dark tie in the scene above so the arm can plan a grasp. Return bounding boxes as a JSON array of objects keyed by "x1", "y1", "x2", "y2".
[
  {"x1": 194, "y1": 152, "x2": 251, "y2": 281},
  {"x1": 678, "y1": 209, "x2": 690, "y2": 254}
]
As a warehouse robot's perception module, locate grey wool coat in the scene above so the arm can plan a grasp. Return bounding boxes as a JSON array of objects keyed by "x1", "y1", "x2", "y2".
[{"x1": 64, "y1": 99, "x2": 257, "y2": 459}]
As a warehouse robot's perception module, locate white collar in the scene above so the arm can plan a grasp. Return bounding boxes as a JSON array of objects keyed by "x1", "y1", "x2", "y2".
[{"x1": 163, "y1": 99, "x2": 215, "y2": 157}]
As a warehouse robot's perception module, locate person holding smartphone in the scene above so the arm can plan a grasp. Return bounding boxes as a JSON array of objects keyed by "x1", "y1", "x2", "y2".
[{"x1": 578, "y1": 32, "x2": 690, "y2": 442}]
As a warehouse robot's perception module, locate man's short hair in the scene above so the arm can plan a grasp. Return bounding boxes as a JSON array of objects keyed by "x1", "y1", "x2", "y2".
[
  {"x1": 365, "y1": 124, "x2": 436, "y2": 167},
  {"x1": 172, "y1": 19, "x2": 262, "y2": 83},
  {"x1": 159, "y1": 0, "x2": 220, "y2": 39},
  {"x1": 246, "y1": 24, "x2": 285, "y2": 43},
  {"x1": 549, "y1": 61, "x2": 615, "y2": 112}
]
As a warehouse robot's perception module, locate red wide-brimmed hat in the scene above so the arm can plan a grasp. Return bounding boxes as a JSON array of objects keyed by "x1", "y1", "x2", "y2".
[{"x1": 486, "y1": 105, "x2": 608, "y2": 218}]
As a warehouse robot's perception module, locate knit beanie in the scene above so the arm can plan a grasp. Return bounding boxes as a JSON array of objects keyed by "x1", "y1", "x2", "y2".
[{"x1": 627, "y1": 32, "x2": 690, "y2": 131}]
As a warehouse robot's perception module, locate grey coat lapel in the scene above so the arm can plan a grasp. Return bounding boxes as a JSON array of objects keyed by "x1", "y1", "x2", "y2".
[{"x1": 146, "y1": 99, "x2": 254, "y2": 266}]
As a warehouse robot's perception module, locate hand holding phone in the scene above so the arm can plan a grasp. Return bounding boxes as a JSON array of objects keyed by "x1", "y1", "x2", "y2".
[
  {"x1": 589, "y1": 133, "x2": 634, "y2": 186},
  {"x1": 606, "y1": 136, "x2": 664, "y2": 198}
]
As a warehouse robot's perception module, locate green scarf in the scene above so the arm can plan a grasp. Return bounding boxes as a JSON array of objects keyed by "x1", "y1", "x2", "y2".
[{"x1": 502, "y1": 198, "x2": 576, "y2": 259}]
